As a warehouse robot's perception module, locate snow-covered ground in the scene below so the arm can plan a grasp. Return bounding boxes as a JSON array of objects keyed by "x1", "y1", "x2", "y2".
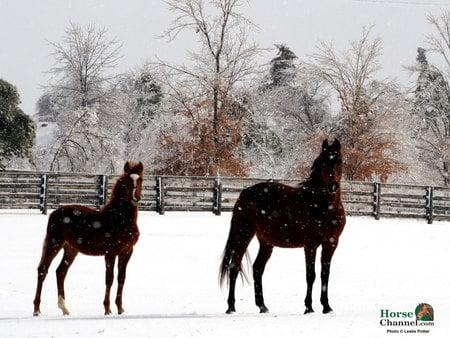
[{"x1": 0, "y1": 211, "x2": 448, "y2": 337}]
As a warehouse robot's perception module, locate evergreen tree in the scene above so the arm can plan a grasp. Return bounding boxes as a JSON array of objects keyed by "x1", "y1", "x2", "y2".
[
  {"x1": 263, "y1": 44, "x2": 297, "y2": 90},
  {"x1": 115, "y1": 66, "x2": 165, "y2": 166},
  {"x1": 0, "y1": 79, "x2": 35, "y2": 169},
  {"x1": 414, "y1": 47, "x2": 450, "y2": 117},
  {"x1": 134, "y1": 71, "x2": 163, "y2": 120},
  {"x1": 416, "y1": 47, "x2": 428, "y2": 66}
]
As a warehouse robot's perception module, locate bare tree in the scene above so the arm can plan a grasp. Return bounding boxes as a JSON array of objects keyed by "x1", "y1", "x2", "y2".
[
  {"x1": 310, "y1": 26, "x2": 407, "y2": 181},
  {"x1": 155, "y1": 0, "x2": 262, "y2": 175},
  {"x1": 426, "y1": 12, "x2": 450, "y2": 73},
  {"x1": 48, "y1": 22, "x2": 122, "y2": 108},
  {"x1": 40, "y1": 22, "x2": 123, "y2": 172}
]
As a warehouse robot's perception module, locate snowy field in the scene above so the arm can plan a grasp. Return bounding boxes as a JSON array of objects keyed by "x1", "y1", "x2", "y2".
[{"x1": 0, "y1": 210, "x2": 448, "y2": 337}]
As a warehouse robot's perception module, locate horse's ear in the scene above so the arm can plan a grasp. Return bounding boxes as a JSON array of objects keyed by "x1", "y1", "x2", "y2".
[
  {"x1": 332, "y1": 138, "x2": 341, "y2": 151},
  {"x1": 124, "y1": 161, "x2": 131, "y2": 173},
  {"x1": 137, "y1": 161, "x2": 144, "y2": 172}
]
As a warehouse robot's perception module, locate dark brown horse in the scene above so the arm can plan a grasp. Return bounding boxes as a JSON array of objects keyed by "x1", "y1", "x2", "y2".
[
  {"x1": 219, "y1": 139, "x2": 345, "y2": 314},
  {"x1": 33, "y1": 161, "x2": 143, "y2": 316}
]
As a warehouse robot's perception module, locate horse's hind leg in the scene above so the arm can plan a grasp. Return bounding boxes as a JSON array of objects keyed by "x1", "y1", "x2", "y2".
[
  {"x1": 226, "y1": 228, "x2": 254, "y2": 314},
  {"x1": 115, "y1": 248, "x2": 134, "y2": 314},
  {"x1": 33, "y1": 237, "x2": 63, "y2": 316},
  {"x1": 253, "y1": 241, "x2": 273, "y2": 313},
  {"x1": 56, "y1": 244, "x2": 78, "y2": 315}
]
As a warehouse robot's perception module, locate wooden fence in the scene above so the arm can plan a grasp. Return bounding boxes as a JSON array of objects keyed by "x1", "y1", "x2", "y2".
[{"x1": 1, "y1": 171, "x2": 450, "y2": 223}]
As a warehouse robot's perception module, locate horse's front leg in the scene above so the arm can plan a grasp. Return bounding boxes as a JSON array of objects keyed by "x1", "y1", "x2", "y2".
[
  {"x1": 116, "y1": 248, "x2": 134, "y2": 314},
  {"x1": 103, "y1": 254, "x2": 117, "y2": 315},
  {"x1": 304, "y1": 245, "x2": 318, "y2": 314},
  {"x1": 320, "y1": 241, "x2": 338, "y2": 314}
]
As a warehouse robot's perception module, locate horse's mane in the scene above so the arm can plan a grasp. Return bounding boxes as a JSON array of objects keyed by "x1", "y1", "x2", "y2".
[
  {"x1": 298, "y1": 139, "x2": 342, "y2": 192},
  {"x1": 299, "y1": 156, "x2": 322, "y2": 191}
]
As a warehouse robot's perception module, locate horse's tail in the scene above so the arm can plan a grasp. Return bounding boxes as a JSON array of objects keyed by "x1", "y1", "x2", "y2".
[{"x1": 219, "y1": 214, "x2": 252, "y2": 288}]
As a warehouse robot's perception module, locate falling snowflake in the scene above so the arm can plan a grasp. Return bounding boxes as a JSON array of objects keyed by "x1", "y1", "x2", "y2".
[{"x1": 92, "y1": 221, "x2": 102, "y2": 229}]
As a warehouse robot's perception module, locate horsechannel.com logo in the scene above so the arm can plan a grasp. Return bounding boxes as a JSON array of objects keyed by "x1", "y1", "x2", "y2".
[{"x1": 380, "y1": 303, "x2": 434, "y2": 334}]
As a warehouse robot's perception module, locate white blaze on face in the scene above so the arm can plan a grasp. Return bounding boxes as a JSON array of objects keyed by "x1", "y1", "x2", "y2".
[{"x1": 130, "y1": 174, "x2": 140, "y2": 202}]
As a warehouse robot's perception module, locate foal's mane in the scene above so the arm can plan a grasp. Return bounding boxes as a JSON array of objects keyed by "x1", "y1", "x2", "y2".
[
  {"x1": 103, "y1": 161, "x2": 143, "y2": 209},
  {"x1": 107, "y1": 173, "x2": 129, "y2": 205}
]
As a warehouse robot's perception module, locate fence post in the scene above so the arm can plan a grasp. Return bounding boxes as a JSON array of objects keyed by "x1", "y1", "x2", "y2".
[
  {"x1": 39, "y1": 174, "x2": 48, "y2": 215},
  {"x1": 372, "y1": 182, "x2": 381, "y2": 220},
  {"x1": 213, "y1": 177, "x2": 222, "y2": 216},
  {"x1": 425, "y1": 186, "x2": 433, "y2": 224},
  {"x1": 156, "y1": 176, "x2": 165, "y2": 215},
  {"x1": 96, "y1": 175, "x2": 108, "y2": 209}
]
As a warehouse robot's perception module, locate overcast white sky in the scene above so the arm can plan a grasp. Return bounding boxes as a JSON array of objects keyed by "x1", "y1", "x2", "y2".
[{"x1": 1, "y1": 0, "x2": 450, "y2": 116}]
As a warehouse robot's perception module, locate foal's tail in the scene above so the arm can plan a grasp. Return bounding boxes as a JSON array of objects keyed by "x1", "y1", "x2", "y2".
[{"x1": 219, "y1": 216, "x2": 252, "y2": 288}]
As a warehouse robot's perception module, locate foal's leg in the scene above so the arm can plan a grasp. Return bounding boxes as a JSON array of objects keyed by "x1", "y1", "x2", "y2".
[
  {"x1": 56, "y1": 244, "x2": 78, "y2": 315},
  {"x1": 304, "y1": 245, "x2": 318, "y2": 314},
  {"x1": 226, "y1": 229, "x2": 254, "y2": 314},
  {"x1": 103, "y1": 254, "x2": 117, "y2": 315},
  {"x1": 253, "y1": 241, "x2": 273, "y2": 313},
  {"x1": 33, "y1": 238, "x2": 63, "y2": 316},
  {"x1": 115, "y1": 248, "x2": 134, "y2": 314},
  {"x1": 320, "y1": 241, "x2": 338, "y2": 314}
]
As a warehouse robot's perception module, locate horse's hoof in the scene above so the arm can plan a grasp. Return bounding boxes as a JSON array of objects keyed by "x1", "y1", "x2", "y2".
[
  {"x1": 58, "y1": 296, "x2": 70, "y2": 315},
  {"x1": 33, "y1": 311, "x2": 41, "y2": 317},
  {"x1": 304, "y1": 308, "x2": 314, "y2": 314},
  {"x1": 225, "y1": 308, "x2": 235, "y2": 314},
  {"x1": 259, "y1": 305, "x2": 269, "y2": 314},
  {"x1": 323, "y1": 306, "x2": 333, "y2": 314}
]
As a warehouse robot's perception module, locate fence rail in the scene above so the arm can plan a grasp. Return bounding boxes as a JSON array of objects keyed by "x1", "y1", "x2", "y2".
[{"x1": 1, "y1": 171, "x2": 449, "y2": 223}]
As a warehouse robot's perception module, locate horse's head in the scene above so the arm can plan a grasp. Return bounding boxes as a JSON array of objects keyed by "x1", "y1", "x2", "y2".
[
  {"x1": 417, "y1": 304, "x2": 434, "y2": 321},
  {"x1": 123, "y1": 161, "x2": 144, "y2": 206},
  {"x1": 312, "y1": 139, "x2": 343, "y2": 194}
]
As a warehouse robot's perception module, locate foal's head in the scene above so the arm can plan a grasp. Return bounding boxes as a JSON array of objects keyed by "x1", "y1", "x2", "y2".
[
  {"x1": 123, "y1": 161, "x2": 144, "y2": 205},
  {"x1": 311, "y1": 139, "x2": 343, "y2": 194}
]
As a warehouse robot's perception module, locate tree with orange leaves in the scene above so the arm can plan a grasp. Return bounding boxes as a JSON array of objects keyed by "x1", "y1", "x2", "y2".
[
  {"x1": 153, "y1": 0, "x2": 261, "y2": 176},
  {"x1": 154, "y1": 95, "x2": 247, "y2": 176},
  {"x1": 310, "y1": 26, "x2": 407, "y2": 182}
]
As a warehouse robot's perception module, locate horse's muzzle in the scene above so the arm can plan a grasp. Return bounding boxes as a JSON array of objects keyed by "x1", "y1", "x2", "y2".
[{"x1": 132, "y1": 189, "x2": 141, "y2": 204}]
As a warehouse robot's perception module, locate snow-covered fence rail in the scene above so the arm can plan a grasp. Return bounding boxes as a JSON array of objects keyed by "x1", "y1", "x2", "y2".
[
  {"x1": 1, "y1": 171, "x2": 449, "y2": 222},
  {"x1": 0, "y1": 171, "x2": 42, "y2": 210},
  {"x1": 0, "y1": 171, "x2": 110, "y2": 214}
]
